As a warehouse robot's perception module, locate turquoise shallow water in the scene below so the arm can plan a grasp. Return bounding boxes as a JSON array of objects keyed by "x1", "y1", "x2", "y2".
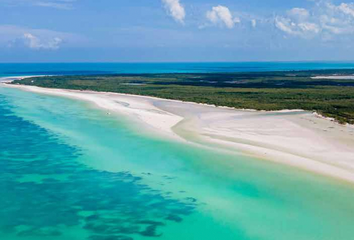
[{"x1": 1, "y1": 86, "x2": 354, "y2": 240}]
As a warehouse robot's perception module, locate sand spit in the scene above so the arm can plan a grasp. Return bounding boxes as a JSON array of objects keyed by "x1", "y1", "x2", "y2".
[{"x1": 3, "y1": 82, "x2": 354, "y2": 184}]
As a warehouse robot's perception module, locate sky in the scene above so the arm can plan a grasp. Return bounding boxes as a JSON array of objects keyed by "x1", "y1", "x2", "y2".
[{"x1": 1, "y1": 0, "x2": 354, "y2": 62}]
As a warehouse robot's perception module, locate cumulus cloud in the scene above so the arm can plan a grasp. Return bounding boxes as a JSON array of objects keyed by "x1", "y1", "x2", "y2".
[
  {"x1": 321, "y1": 2, "x2": 354, "y2": 34},
  {"x1": 287, "y1": 8, "x2": 310, "y2": 21},
  {"x1": 206, "y1": 5, "x2": 240, "y2": 29},
  {"x1": 161, "y1": 0, "x2": 186, "y2": 24},
  {"x1": 275, "y1": 16, "x2": 320, "y2": 37},
  {"x1": 332, "y1": 3, "x2": 354, "y2": 17},
  {"x1": 275, "y1": 1, "x2": 354, "y2": 39},
  {"x1": 22, "y1": 33, "x2": 63, "y2": 50},
  {"x1": 275, "y1": 7, "x2": 319, "y2": 37}
]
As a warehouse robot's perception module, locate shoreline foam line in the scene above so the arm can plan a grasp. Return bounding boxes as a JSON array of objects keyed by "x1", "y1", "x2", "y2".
[{"x1": 2, "y1": 80, "x2": 354, "y2": 185}]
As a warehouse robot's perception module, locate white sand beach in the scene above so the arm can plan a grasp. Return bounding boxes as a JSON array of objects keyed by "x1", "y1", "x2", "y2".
[
  {"x1": 3, "y1": 81, "x2": 354, "y2": 184},
  {"x1": 3, "y1": 83, "x2": 183, "y2": 140},
  {"x1": 311, "y1": 75, "x2": 354, "y2": 80}
]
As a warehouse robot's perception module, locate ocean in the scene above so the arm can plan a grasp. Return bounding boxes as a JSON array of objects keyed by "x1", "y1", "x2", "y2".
[
  {"x1": 1, "y1": 63, "x2": 354, "y2": 240},
  {"x1": 1, "y1": 62, "x2": 354, "y2": 77}
]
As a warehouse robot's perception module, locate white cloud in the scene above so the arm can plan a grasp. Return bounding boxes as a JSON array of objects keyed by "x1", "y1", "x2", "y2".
[
  {"x1": 275, "y1": 16, "x2": 320, "y2": 38},
  {"x1": 298, "y1": 22, "x2": 321, "y2": 33},
  {"x1": 333, "y1": 3, "x2": 354, "y2": 17},
  {"x1": 206, "y1": 5, "x2": 240, "y2": 29},
  {"x1": 0, "y1": 25, "x2": 81, "y2": 50},
  {"x1": 23, "y1": 33, "x2": 63, "y2": 50},
  {"x1": 320, "y1": 2, "x2": 354, "y2": 34},
  {"x1": 287, "y1": 8, "x2": 310, "y2": 21},
  {"x1": 275, "y1": 1, "x2": 354, "y2": 39},
  {"x1": 275, "y1": 17, "x2": 295, "y2": 35},
  {"x1": 161, "y1": 0, "x2": 186, "y2": 24}
]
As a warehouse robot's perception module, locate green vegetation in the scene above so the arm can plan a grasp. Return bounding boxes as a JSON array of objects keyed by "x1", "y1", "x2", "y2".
[{"x1": 12, "y1": 70, "x2": 354, "y2": 124}]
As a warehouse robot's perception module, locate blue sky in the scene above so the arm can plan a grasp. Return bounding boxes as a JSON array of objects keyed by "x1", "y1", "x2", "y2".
[{"x1": 1, "y1": 0, "x2": 354, "y2": 62}]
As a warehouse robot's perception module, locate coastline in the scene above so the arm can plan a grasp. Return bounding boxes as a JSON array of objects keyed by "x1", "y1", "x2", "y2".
[
  {"x1": 2, "y1": 80, "x2": 354, "y2": 185},
  {"x1": 2, "y1": 82, "x2": 184, "y2": 141},
  {"x1": 0, "y1": 75, "x2": 45, "y2": 83}
]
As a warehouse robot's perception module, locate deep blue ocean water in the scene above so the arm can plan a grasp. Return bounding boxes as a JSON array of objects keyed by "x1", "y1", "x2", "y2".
[{"x1": 1, "y1": 62, "x2": 354, "y2": 77}]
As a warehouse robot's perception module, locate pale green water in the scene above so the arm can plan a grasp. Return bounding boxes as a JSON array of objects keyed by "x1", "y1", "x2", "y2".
[{"x1": 1, "y1": 86, "x2": 354, "y2": 240}]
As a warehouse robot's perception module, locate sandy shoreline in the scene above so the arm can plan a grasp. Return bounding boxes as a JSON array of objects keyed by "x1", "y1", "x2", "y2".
[
  {"x1": 2, "y1": 82, "x2": 184, "y2": 140},
  {"x1": 312, "y1": 75, "x2": 354, "y2": 80},
  {"x1": 2, "y1": 80, "x2": 354, "y2": 184},
  {"x1": 0, "y1": 76, "x2": 45, "y2": 83}
]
